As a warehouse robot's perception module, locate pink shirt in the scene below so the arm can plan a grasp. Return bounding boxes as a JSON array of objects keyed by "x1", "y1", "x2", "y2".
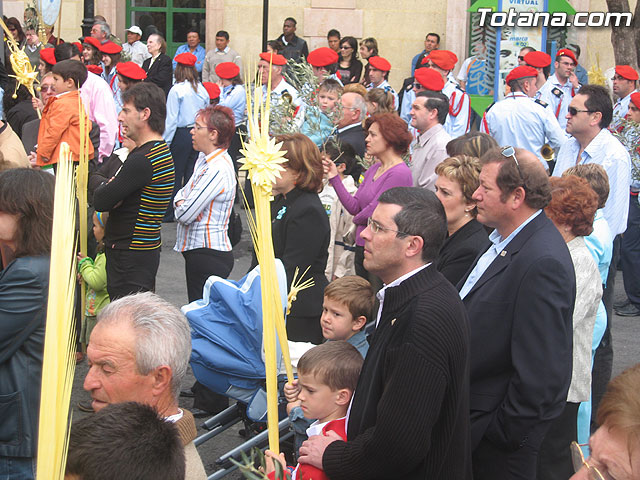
[{"x1": 80, "y1": 72, "x2": 118, "y2": 161}]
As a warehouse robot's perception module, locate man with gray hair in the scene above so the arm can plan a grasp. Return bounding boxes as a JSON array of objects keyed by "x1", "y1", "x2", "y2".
[
  {"x1": 83, "y1": 292, "x2": 206, "y2": 479},
  {"x1": 91, "y1": 17, "x2": 122, "y2": 46},
  {"x1": 336, "y1": 92, "x2": 367, "y2": 182}
]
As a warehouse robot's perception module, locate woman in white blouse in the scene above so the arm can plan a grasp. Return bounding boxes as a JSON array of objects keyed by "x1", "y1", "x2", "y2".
[
  {"x1": 173, "y1": 105, "x2": 237, "y2": 302},
  {"x1": 538, "y1": 175, "x2": 603, "y2": 479}
]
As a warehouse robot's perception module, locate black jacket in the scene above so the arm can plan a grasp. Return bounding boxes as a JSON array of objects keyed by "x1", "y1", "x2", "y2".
[
  {"x1": 142, "y1": 54, "x2": 173, "y2": 96},
  {"x1": 337, "y1": 124, "x2": 366, "y2": 183},
  {"x1": 323, "y1": 265, "x2": 472, "y2": 479},
  {"x1": 460, "y1": 212, "x2": 575, "y2": 475},
  {"x1": 436, "y1": 219, "x2": 490, "y2": 286},
  {"x1": 0, "y1": 255, "x2": 49, "y2": 457},
  {"x1": 250, "y1": 188, "x2": 330, "y2": 343}
]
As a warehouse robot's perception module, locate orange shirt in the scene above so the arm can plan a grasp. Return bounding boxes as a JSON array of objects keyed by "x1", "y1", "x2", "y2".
[{"x1": 36, "y1": 90, "x2": 93, "y2": 166}]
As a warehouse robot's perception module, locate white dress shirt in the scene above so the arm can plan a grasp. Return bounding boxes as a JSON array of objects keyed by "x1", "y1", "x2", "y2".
[
  {"x1": 410, "y1": 123, "x2": 451, "y2": 191},
  {"x1": 553, "y1": 128, "x2": 631, "y2": 235},
  {"x1": 612, "y1": 89, "x2": 638, "y2": 129},
  {"x1": 538, "y1": 74, "x2": 580, "y2": 129},
  {"x1": 442, "y1": 80, "x2": 471, "y2": 138}
]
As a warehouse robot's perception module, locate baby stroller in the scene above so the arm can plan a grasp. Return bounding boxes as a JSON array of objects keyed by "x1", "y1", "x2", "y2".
[{"x1": 182, "y1": 260, "x2": 294, "y2": 479}]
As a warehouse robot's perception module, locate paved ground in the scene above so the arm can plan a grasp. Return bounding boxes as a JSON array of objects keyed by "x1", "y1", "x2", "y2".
[{"x1": 70, "y1": 214, "x2": 640, "y2": 479}]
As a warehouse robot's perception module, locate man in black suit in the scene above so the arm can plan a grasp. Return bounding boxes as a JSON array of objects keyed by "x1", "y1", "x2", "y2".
[
  {"x1": 458, "y1": 147, "x2": 576, "y2": 479},
  {"x1": 336, "y1": 92, "x2": 366, "y2": 182},
  {"x1": 298, "y1": 187, "x2": 472, "y2": 479}
]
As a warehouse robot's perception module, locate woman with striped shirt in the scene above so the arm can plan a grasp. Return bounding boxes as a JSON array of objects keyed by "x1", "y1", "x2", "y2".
[{"x1": 173, "y1": 105, "x2": 237, "y2": 302}]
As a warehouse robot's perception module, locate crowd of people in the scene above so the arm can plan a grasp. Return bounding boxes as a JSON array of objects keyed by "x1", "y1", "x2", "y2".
[{"x1": 1, "y1": 11, "x2": 640, "y2": 480}]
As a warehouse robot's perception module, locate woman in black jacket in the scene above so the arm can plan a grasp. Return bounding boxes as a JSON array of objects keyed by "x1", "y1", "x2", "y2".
[
  {"x1": 336, "y1": 36, "x2": 362, "y2": 84},
  {"x1": 434, "y1": 155, "x2": 489, "y2": 286},
  {"x1": 142, "y1": 33, "x2": 173, "y2": 96},
  {"x1": 251, "y1": 133, "x2": 330, "y2": 344}
]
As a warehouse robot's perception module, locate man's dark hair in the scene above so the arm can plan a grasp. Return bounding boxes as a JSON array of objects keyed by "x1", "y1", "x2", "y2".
[
  {"x1": 216, "y1": 30, "x2": 229, "y2": 40},
  {"x1": 480, "y1": 147, "x2": 551, "y2": 209},
  {"x1": 426, "y1": 32, "x2": 440, "y2": 44},
  {"x1": 52, "y1": 59, "x2": 88, "y2": 87},
  {"x1": 579, "y1": 84, "x2": 613, "y2": 129},
  {"x1": 187, "y1": 28, "x2": 199, "y2": 37},
  {"x1": 284, "y1": 17, "x2": 297, "y2": 26},
  {"x1": 66, "y1": 402, "x2": 185, "y2": 480},
  {"x1": 378, "y1": 187, "x2": 447, "y2": 262},
  {"x1": 325, "y1": 138, "x2": 356, "y2": 176},
  {"x1": 327, "y1": 29, "x2": 340, "y2": 39},
  {"x1": 508, "y1": 75, "x2": 536, "y2": 94},
  {"x1": 54, "y1": 42, "x2": 80, "y2": 62},
  {"x1": 416, "y1": 90, "x2": 449, "y2": 125},
  {"x1": 121, "y1": 82, "x2": 167, "y2": 135}
]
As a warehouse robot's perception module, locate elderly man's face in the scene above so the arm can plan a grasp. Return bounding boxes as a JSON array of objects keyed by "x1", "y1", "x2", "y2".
[
  {"x1": 337, "y1": 93, "x2": 359, "y2": 128},
  {"x1": 187, "y1": 32, "x2": 199, "y2": 48},
  {"x1": 90, "y1": 24, "x2": 106, "y2": 40},
  {"x1": 84, "y1": 319, "x2": 157, "y2": 412}
]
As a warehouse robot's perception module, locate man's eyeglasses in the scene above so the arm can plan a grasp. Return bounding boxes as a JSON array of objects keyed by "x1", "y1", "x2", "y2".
[
  {"x1": 517, "y1": 55, "x2": 525, "y2": 61},
  {"x1": 558, "y1": 61, "x2": 576, "y2": 67},
  {"x1": 501, "y1": 145, "x2": 524, "y2": 181},
  {"x1": 570, "y1": 442, "x2": 605, "y2": 480},
  {"x1": 568, "y1": 106, "x2": 595, "y2": 116},
  {"x1": 367, "y1": 217, "x2": 410, "y2": 237}
]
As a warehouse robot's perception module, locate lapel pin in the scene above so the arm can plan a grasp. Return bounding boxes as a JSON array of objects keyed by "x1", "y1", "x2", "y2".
[
  {"x1": 500, "y1": 250, "x2": 507, "y2": 257},
  {"x1": 391, "y1": 318, "x2": 396, "y2": 326}
]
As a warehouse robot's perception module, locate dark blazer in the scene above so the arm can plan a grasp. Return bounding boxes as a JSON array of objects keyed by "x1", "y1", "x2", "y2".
[
  {"x1": 0, "y1": 255, "x2": 49, "y2": 457},
  {"x1": 323, "y1": 265, "x2": 472, "y2": 479},
  {"x1": 337, "y1": 123, "x2": 366, "y2": 183},
  {"x1": 459, "y1": 212, "x2": 575, "y2": 478},
  {"x1": 436, "y1": 219, "x2": 489, "y2": 286},
  {"x1": 142, "y1": 54, "x2": 173, "y2": 96},
  {"x1": 250, "y1": 188, "x2": 330, "y2": 343}
]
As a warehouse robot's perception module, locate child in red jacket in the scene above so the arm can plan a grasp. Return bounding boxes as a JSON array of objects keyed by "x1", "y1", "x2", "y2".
[
  {"x1": 37, "y1": 59, "x2": 93, "y2": 167},
  {"x1": 265, "y1": 341, "x2": 363, "y2": 480}
]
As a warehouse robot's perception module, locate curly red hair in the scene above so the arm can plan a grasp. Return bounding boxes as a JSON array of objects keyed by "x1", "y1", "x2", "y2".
[
  {"x1": 364, "y1": 113, "x2": 412, "y2": 155},
  {"x1": 546, "y1": 176, "x2": 598, "y2": 237}
]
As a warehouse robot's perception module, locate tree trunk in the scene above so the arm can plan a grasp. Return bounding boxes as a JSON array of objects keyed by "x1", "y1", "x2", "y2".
[{"x1": 607, "y1": 0, "x2": 639, "y2": 70}]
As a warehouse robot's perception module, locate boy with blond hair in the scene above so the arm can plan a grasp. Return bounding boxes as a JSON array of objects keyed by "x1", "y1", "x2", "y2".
[{"x1": 266, "y1": 341, "x2": 363, "y2": 480}]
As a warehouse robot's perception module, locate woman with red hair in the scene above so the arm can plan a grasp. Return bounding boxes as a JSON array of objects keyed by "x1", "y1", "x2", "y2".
[
  {"x1": 538, "y1": 175, "x2": 603, "y2": 479},
  {"x1": 323, "y1": 112, "x2": 413, "y2": 281}
]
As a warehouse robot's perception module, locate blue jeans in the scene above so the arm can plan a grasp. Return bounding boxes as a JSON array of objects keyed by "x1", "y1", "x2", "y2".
[{"x1": 0, "y1": 456, "x2": 35, "y2": 480}]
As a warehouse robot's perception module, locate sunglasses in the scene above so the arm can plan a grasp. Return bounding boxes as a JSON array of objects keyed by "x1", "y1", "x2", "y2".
[
  {"x1": 501, "y1": 145, "x2": 524, "y2": 181},
  {"x1": 568, "y1": 106, "x2": 595, "y2": 116},
  {"x1": 340, "y1": 45, "x2": 352, "y2": 50},
  {"x1": 518, "y1": 55, "x2": 525, "y2": 61}
]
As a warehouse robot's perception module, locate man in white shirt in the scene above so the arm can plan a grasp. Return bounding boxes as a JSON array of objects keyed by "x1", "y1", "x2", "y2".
[
  {"x1": 553, "y1": 84, "x2": 631, "y2": 237},
  {"x1": 202, "y1": 30, "x2": 242, "y2": 83},
  {"x1": 610, "y1": 64, "x2": 638, "y2": 129},
  {"x1": 257, "y1": 52, "x2": 303, "y2": 130},
  {"x1": 425, "y1": 50, "x2": 471, "y2": 138},
  {"x1": 410, "y1": 90, "x2": 451, "y2": 191},
  {"x1": 481, "y1": 65, "x2": 566, "y2": 168},
  {"x1": 122, "y1": 25, "x2": 150, "y2": 66},
  {"x1": 538, "y1": 48, "x2": 581, "y2": 129}
]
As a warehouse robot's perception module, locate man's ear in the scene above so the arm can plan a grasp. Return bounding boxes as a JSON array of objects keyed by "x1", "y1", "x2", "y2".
[
  {"x1": 335, "y1": 388, "x2": 352, "y2": 406},
  {"x1": 510, "y1": 186, "x2": 526, "y2": 209},
  {"x1": 151, "y1": 365, "x2": 173, "y2": 396},
  {"x1": 351, "y1": 315, "x2": 367, "y2": 332},
  {"x1": 405, "y1": 234, "x2": 425, "y2": 260},
  {"x1": 140, "y1": 106, "x2": 152, "y2": 122},
  {"x1": 336, "y1": 163, "x2": 347, "y2": 174}
]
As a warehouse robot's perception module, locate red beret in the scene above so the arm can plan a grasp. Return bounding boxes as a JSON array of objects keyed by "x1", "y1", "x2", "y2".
[
  {"x1": 87, "y1": 64, "x2": 103, "y2": 75},
  {"x1": 259, "y1": 52, "x2": 287, "y2": 66},
  {"x1": 556, "y1": 48, "x2": 577, "y2": 65},
  {"x1": 40, "y1": 47, "x2": 56, "y2": 65},
  {"x1": 307, "y1": 47, "x2": 339, "y2": 67},
  {"x1": 424, "y1": 50, "x2": 457, "y2": 71},
  {"x1": 505, "y1": 66, "x2": 539, "y2": 84},
  {"x1": 368, "y1": 56, "x2": 391, "y2": 72},
  {"x1": 175, "y1": 52, "x2": 197, "y2": 66},
  {"x1": 98, "y1": 41, "x2": 122, "y2": 55},
  {"x1": 631, "y1": 91, "x2": 640, "y2": 109},
  {"x1": 215, "y1": 62, "x2": 240, "y2": 79},
  {"x1": 116, "y1": 61, "x2": 147, "y2": 80},
  {"x1": 73, "y1": 41, "x2": 83, "y2": 52},
  {"x1": 616, "y1": 65, "x2": 639, "y2": 81},
  {"x1": 203, "y1": 82, "x2": 221, "y2": 100},
  {"x1": 524, "y1": 51, "x2": 551, "y2": 68},
  {"x1": 83, "y1": 36, "x2": 101, "y2": 49},
  {"x1": 414, "y1": 67, "x2": 445, "y2": 91}
]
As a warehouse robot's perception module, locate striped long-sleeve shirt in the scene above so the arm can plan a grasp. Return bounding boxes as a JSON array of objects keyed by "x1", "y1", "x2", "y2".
[
  {"x1": 173, "y1": 148, "x2": 236, "y2": 252},
  {"x1": 93, "y1": 140, "x2": 175, "y2": 250}
]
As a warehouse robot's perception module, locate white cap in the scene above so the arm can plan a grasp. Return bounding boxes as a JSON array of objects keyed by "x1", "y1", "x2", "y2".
[{"x1": 125, "y1": 25, "x2": 142, "y2": 36}]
